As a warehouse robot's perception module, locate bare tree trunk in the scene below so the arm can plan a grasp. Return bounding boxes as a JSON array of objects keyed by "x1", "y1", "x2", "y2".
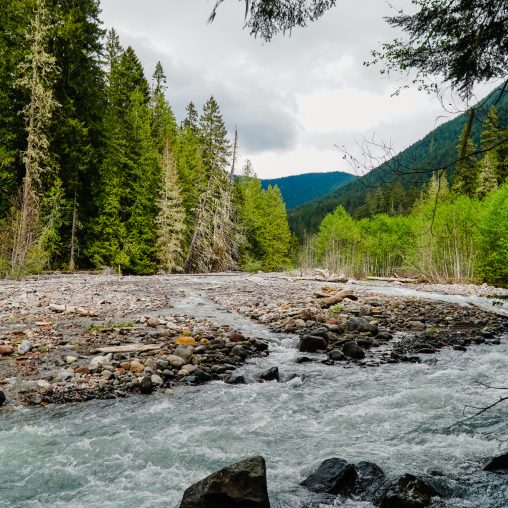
[{"x1": 68, "y1": 190, "x2": 78, "y2": 271}]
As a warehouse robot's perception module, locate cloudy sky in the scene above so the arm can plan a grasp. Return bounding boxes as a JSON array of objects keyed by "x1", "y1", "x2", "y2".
[{"x1": 100, "y1": 0, "x2": 487, "y2": 179}]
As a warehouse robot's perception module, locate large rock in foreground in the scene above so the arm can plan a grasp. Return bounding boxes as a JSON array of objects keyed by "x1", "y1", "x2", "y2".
[
  {"x1": 301, "y1": 457, "x2": 358, "y2": 495},
  {"x1": 484, "y1": 451, "x2": 508, "y2": 472},
  {"x1": 179, "y1": 456, "x2": 271, "y2": 508},
  {"x1": 379, "y1": 473, "x2": 441, "y2": 508}
]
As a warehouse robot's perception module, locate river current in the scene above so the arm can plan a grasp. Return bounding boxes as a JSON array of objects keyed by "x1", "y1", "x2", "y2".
[{"x1": 1, "y1": 284, "x2": 507, "y2": 507}]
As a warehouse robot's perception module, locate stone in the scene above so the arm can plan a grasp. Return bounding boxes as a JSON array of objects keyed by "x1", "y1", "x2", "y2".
[
  {"x1": 328, "y1": 349, "x2": 345, "y2": 361},
  {"x1": 0, "y1": 390, "x2": 5, "y2": 406},
  {"x1": 139, "y1": 375, "x2": 153, "y2": 394},
  {"x1": 379, "y1": 474, "x2": 441, "y2": 508},
  {"x1": 226, "y1": 373, "x2": 246, "y2": 384},
  {"x1": 174, "y1": 345, "x2": 194, "y2": 361},
  {"x1": 102, "y1": 370, "x2": 114, "y2": 380},
  {"x1": 57, "y1": 370, "x2": 74, "y2": 382},
  {"x1": 228, "y1": 331, "x2": 246, "y2": 342},
  {"x1": 259, "y1": 366, "x2": 280, "y2": 382},
  {"x1": 0, "y1": 345, "x2": 14, "y2": 356},
  {"x1": 355, "y1": 461, "x2": 385, "y2": 498},
  {"x1": 301, "y1": 457, "x2": 358, "y2": 495},
  {"x1": 147, "y1": 317, "x2": 162, "y2": 327},
  {"x1": 19, "y1": 340, "x2": 32, "y2": 353},
  {"x1": 89, "y1": 354, "x2": 112, "y2": 371},
  {"x1": 298, "y1": 335, "x2": 327, "y2": 353},
  {"x1": 176, "y1": 336, "x2": 197, "y2": 346},
  {"x1": 49, "y1": 304, "x2": 66, "y2": 313},
  {"x1": 179, "y1": 456, "x2": 270, "y2": 508},
  {"x1": 167, "y1": 354, "x2": 186, "y2": 368},
  {"x1": 484, "y1": 451, "x2": 508, "y2": 471},
  {"x1": 74, "y1": 366, "x2": 90, "y2": 375},
  {"x1": 342, "y1": 341, "x2": 365, "y2": 359},
  {"x1": 120, "y1": 361, "x2": 131, "y2": 370},
  {"x1": 65, "y1": 355, "x2": 77, "y2": 364},
  {"x1": 293, "y1": 319, "x2": 306, "y2": 328},
  {"x1": 408, "y1": 320, "x2": 426, "y2": 331},
  {"x1": 231, "y1": 345, "x2": 248, "y2": 359},
  {"x1": 37, "y1": 380, "x2": 51, "y2": 389},
  {"x1": 156, "y1": 359, "x2": 169, "y2": 369},
  {"x1": 151, "y1": 374, "x2": 163, "y2": 385},
  {"x1": 130, "y1": 360, "x2": 144, "y2": 373},
  {"x1": 348, "y1": 317, "x2": 378, "y2": 336}
]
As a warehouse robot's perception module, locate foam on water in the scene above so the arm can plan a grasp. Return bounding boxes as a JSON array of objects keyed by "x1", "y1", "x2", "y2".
[{"x1": 1, "y1": 286, "x2": 507, "y2": 507}]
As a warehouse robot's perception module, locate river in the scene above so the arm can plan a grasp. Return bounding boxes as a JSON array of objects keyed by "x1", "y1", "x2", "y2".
[{"x1": 1, "y1": 283, "x2": 507, "y2": 507}]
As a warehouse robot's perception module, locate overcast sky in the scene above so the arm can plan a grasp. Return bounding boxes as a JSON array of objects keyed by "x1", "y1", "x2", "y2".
[{"x1": 99, "y1": 0, "x2": 490, "y2": 179}]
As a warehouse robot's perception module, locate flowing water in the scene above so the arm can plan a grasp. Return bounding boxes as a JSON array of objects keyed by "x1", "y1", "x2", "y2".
[{"x1": 1, "y1": 284, "x2": 507, "y2": 507}]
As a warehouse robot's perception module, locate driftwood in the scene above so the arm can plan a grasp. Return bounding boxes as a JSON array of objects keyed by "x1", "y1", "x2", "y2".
[
  {"x1": 366, "y1": 276, "x2": 419, "y2": 284},
  {"x1": 318, "y1": 290, "x2": 358, "y2": 308},
  {"x1": 95, "y1": 344, "x2": 161, "y2": 354}
]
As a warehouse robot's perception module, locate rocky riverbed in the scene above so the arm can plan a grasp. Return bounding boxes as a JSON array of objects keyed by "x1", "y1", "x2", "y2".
[{"x1": 1, "y1": 272, "x2": 507, "y2": 408}]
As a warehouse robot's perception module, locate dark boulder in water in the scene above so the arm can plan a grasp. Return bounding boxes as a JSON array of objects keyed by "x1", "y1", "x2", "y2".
[
  {"x1": 299, "y1": 335, "x2": 327, "y2": 353},
  {"x1": 484, "y1": 451, "x2": 508, "y2": 472},
  {"x1": 378, "y1": 473, "x2": 441, "y2": 508},
  {"x1": 301, "y1": 457, "x2": 358, "y2": 495},
  {"x1": 342, "y1": 341, "x2": 365, "y2": 359},
  {"x1": 179, "y1": 456, "x2": 271, "y2": 508},
  {"x1": 259, "y1": 366, "x2": 280, "y2": 382},
  {"x1": 0, "y1": 390, "x2": 5, "y2": 407}
]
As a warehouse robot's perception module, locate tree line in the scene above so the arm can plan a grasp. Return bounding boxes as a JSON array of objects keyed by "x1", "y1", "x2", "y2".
[
  {"x1": 0, "y1": 0, "x2": 292, "y2": 277},
  {"x1": 304, "y1": 106, "x2": 508, "y2": 284}
]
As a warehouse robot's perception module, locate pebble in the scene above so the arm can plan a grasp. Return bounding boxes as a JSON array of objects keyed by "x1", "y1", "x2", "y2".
[
  {"x1": 57, "y1": 370, "x2": 74, "y2": 382},
  {"x1": 130, "y1": 360, "x2": 144, "y2": 373},
  {"x1": 65, "y1": 355, "x2": 77, "y2": 364}
]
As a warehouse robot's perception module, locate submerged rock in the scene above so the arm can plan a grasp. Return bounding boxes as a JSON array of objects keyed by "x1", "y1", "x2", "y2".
[
  {"x1": 179, "y1": 456, "x2": 271, "y2": 508},
  {"x1": 301, "y1": 458, "x2": 358, "y2": 495}
]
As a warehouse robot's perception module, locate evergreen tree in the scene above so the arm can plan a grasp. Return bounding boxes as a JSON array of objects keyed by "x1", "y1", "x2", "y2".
[
  {"x1": 105, "y1": 28, "x2": 122, "y2": 77},
  {"x1": 156, "y1": 140, "x2": 185, "y2": 272},
  {"x1": 453, "y1": 124, "x2": 479, "y2": 196},
  {"x1": 11, "y1": 0, "x2": 59, "y2": 276},
  {"x1": 150, "y1": 62, "x2": 177, "y2": 151},
  {"x1": 86, "y1": 45, "x2": 158, "y2": 274},
  {"x1": 48, "y1": 0, "x2": 105, "y2": 269},
  {"x1": 181, "y1": 101, "x2": 199, "y2": 133}
]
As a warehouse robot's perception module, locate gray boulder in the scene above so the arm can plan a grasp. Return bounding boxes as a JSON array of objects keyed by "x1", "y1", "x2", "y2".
[
  {"x1": 342, "y1": 341, "x2": 365, "y2": 359},
  {"x1": 179, "y1": 456, "x2": 271, "y2": 508}
]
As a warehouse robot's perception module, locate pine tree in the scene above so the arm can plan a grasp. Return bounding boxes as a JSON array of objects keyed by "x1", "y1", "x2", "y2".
[
  {"x1": 477, "y1": 152, "x2": 498, "y2": 199},
  {"x1": 156, "y1": 140, "x2": 185, "y2": 272},
  {"x1": 453, "y1": 123, "x2": 478, "y2": 196},
  {"x1": 105, "y1": 28, "x2": 122, "y2": 77},
  {"x1": 11, "y1": 0, "x2": 59, "y2": 276}
]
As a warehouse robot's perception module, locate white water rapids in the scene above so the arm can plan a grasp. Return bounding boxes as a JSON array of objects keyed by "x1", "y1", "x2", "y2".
[{"x1": 1, "y1": 283, "x2": 507, "y2": 507}]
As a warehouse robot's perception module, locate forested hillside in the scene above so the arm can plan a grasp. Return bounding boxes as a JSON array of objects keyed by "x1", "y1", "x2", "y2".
[
  {"x1": 289, "y1": 87, "x2": 508, "y2": 238},
  {"x1": 261, "y1": 171, "x2": 355, "y2": 209},
  {"x1": 0, "y1": 0, "x2": 292, "y2": 277}
]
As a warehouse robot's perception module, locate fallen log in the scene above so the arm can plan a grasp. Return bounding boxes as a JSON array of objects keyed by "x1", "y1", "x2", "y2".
[
  {"x1": 366, "y1": 276, "x2": 418, "y2": 284},
  {"x1": 95, "y1": 344, "x2": 161, "y2": 354}
]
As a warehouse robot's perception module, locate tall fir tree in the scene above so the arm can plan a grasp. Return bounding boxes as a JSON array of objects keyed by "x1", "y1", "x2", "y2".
[
  {"x1": 156, "y1": 140, "x2": 185, "y2": 272},
  {"x1": 48, "y1": 0, "x2": 105, "y2": 269}
]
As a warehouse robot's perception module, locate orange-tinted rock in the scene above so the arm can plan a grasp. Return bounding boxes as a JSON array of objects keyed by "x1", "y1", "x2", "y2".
[
  {"x1": 175, "y1": 336, "x2": 196, "y2": 346},
  {"x1": 130, "y1": 360, "x2": 144, "y2": 373},
  {"x1": 74, "y1": 366, "x2": 90, "y2": 375},
  {"x1": 228, "y1": 331, "x2": 246, "y2": 343},
  {"x1": 119, "y1": 361, "x2": 131, "y2": 370},
  {"x1": 0, "y1": 345, "x2": 14, "y2": 355}
]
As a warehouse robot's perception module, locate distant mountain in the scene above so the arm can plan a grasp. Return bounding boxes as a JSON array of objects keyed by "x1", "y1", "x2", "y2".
[
  {"x1": 288, "y1": 86, "x2": 508, "y2": 238},
  {"x1": 261, "y1": 171, "x2": 355, "y2": 210}
]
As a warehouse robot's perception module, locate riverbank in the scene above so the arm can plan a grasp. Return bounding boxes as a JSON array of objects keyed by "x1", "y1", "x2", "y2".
[{"x1": 1, "y1": 273, "x2": 507, "y2": 408}]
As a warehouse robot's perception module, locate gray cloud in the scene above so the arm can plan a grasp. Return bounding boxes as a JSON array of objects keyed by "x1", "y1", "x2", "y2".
[{"x1": 100, "y1": 0, "x2": 467, "y2": 178}]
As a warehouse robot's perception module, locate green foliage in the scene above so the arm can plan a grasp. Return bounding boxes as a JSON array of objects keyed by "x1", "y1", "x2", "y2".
[
  {"x1": 237, "y1": 162, "x2": 292, "y2": 271},
  {"x1": 477, "y1": 184, "x2": 508, "y2": 282}
]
